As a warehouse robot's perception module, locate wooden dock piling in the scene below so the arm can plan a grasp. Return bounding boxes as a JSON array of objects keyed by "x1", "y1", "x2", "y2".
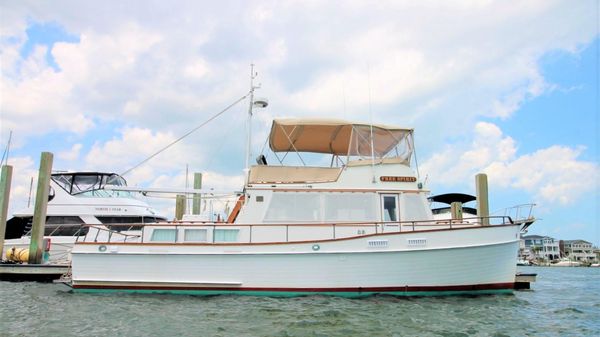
[
  {"x1": 475, "y1": 173, "x2": 490, "y2": 226},
  {"x1": 192, "y1": 172, "x2": 202, "y2": 215},
  {"x1": 175, "y1": 194, "x2": 186, "y2": 220},
  {"x1": 450, "y1": 201, "x2": 463, "y2": 220},
  {"x1": 28, "y1": 152, "x2": 53, "y2": 264},
  {"x1": 0, "y1": 165, "x2": 13, "y2": 259}
]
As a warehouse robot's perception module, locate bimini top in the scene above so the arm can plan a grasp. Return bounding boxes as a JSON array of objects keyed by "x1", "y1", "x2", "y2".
[{"x1": 269, "y1": 118, "x2": 414, "y2": 158}]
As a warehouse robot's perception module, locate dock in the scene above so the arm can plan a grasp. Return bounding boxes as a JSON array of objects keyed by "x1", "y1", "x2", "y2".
[
  {"x1": 0, "y1": 263, "x2": 69, "y2": 282},
  {"x1": 514, "y1": 272, "x2": 537, "y2": 290}
]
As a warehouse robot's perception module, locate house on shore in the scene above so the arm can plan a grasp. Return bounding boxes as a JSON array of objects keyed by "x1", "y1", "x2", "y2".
[
  {"x1": 521, "y1": 235, "x2": 560, "y2": 261},
  {"x1": 560, "y1": 240, "x2": 596, "y2": 262}
]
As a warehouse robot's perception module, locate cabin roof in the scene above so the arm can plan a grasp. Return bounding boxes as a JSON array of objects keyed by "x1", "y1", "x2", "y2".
[{"x1": 269, "y1": 118, "x2": 413, "y2": 156}]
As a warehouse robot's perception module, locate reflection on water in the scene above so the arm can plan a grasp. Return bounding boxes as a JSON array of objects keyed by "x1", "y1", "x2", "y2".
[{"x1": 1, "y1": 267, "x2": 599, "y2": 337}]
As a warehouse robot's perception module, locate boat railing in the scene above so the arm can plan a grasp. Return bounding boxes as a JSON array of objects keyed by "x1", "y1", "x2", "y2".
[
  {"x1": 76, "y1": 215, "x2": 515, "y2": 244},
  {"x1": 24, "y1": 223, "x2": 91, "y2": 237},
  {"x1": 75, "y1": 225, "x2": 142, "y2": 243},
  {"x1": 494, "y1": 203, "x2": 536, "y2": 223}
]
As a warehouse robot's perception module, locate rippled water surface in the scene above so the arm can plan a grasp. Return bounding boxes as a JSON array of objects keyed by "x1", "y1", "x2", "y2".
[{"x1": 1, "y1": 267, "x2": 599, "y2": 336}]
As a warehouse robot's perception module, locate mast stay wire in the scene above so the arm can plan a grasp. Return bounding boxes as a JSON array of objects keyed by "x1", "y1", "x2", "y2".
[
  {"x1": 0, "y1": 130, "x2": 12, "y2": 168},
  {"x1": 120, "y1": 92, "x2": 251, "y2": 177}
]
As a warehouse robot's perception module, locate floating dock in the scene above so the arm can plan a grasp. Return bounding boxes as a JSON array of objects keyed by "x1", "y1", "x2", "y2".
[
  {"x1": 514, "y1": 272, "x2": 537, "y2": 290},
  {"x1": 0, "y1": 263, "x2": 69, "y2": 282}
]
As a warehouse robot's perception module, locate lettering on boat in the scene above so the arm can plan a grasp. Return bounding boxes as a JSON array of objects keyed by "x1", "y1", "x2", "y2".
[
  {"x1": 95, "y1": 207, "x2": 123, "y2": 212},
  {"x1": 379, "y1": 176, "x2": 417, "y2": 182}
]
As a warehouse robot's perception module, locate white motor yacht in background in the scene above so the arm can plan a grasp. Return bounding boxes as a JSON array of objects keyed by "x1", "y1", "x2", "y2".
[{"x1": 3, "y1": 171, "x2": 166, "y2": 263}]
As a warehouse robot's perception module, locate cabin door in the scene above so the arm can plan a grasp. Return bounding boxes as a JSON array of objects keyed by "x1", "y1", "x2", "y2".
[{"x1": 380, "y1": 194, "x2": 400, "y2": 232}]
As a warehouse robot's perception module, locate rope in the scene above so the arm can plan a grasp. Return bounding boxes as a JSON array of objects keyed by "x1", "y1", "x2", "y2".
[{"x1": 120, "y1": 93, "x2": 250, "y2": 176}]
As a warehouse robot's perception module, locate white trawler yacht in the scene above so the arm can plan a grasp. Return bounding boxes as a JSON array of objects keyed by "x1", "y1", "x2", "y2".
[
  {"x1": 69, "y1": 117, "x2": 535, "y2": 297},
  {"x1": 3, "y1": 171, "x2": 166, "y2": 263}
]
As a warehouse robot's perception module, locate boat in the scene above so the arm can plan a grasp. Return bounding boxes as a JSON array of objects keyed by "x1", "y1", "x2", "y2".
[
  {"x1": 3, "y1": 171, "x2": 166, "y2": 263},
  {"x1": 68, "y1": 115, "x2": 535, "y2": 297},
  {"x1": 550, "y1": 258, "x2": 582, "y2": 267},
  {"x1": 516, "y1": 259, "x2": 530, "y2": 266}
]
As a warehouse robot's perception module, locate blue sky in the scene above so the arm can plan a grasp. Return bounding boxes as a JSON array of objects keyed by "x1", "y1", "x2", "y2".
[{"x1": 1, "y1": 1, "x2": 598, "y2": 245}]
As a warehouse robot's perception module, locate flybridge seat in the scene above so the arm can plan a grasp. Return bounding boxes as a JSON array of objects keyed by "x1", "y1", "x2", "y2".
[
  {"x1": 248, "y1": 158, "x2": 409, "y2": 184},
  {"x1": 248, "y1": 165, "x2": 342, "y2": 184}
]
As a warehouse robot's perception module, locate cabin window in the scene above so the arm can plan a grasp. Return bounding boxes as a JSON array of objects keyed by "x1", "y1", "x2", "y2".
[
  {"x1": 46, "y1": 216, "x2": 84, "y2": 224},
  {"x1": 150, "y1": 228, "x2": 177, "y2": 242},
  {"x1": 184, "y1": 229, "x2": 207, "y2": 242},
  {"x1": 381, "y1": 194, "x2": 399, "y2": 222},
  {"x1": 323, "y1": 193, "x2": 377, "y2": 222},
  {"x1": 214, "y1": 229, "x2": 239, "y2": 242},
  {"x1": 97, "y1": 216, "x2": 163, "y2": 224},
  {"x1": 401, "y1": 193, "x2": 432, "y2": 221},
  {"x1": 265, "y1": 192, "x2": 377, "y2": 222},
  {"x1": 264, "y1": 193, "x2": 320, "y2": 222}
]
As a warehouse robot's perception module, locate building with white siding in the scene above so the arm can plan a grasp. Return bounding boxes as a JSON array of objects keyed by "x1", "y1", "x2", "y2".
[
  {"x1": 521, "y1": 235, "x2": 560, "y2": 261},
  {"x1": 561, "y1": 240, "x2": 596, "y2": 262}
]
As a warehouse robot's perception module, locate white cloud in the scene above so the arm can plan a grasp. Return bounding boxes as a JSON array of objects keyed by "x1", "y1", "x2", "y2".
[
  {"x1": 421, "y1": 122, "x2": 599, "y2": 205},
  {"x1": 4, "y1": 156, "x2": 38, "y2": 213},
  {"x1": 1, "y1": 1, "x2": 595, "y2": 144},
  {"x1": 57, "y1": 143, "x2": 82, "y2": 161},
  {"x1": 84, "y1": 127, "x2": 202, "y2": 183}
]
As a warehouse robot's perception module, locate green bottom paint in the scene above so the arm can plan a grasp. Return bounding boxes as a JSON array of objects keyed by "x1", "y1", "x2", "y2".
[{"x1": 72, "y1": 288, "x2": 514, "y2": 298}]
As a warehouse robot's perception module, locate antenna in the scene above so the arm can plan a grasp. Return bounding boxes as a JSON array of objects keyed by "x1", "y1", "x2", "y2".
[
  {"x1": 368, "y1": 64, "x2": 376, "y2": 183},
  {"x1": 244, "y1": 64, "x2": 268, "y2": 184},
  {"x1": 245, "y1": 64, "x2": 257, "y2": 180}
]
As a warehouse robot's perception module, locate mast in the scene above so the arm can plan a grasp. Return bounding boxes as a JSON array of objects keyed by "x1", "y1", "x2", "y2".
[
  {"x1": 245, "y1": 64, "x2": 257, "y2": 182},
  {"x1": 246, "y1": 63, "x2": 255, "y2": 175},
  {"x1": 243, "y1": 64, "x2": 268, "y2": 184}
]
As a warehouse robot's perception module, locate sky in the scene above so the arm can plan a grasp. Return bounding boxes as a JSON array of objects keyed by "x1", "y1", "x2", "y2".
[{"x1": 1, "y1": 1, "x2": 598, "y2": 245}]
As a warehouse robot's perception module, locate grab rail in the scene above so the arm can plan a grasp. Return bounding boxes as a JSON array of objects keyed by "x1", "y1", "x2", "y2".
[{"x1": 77, "y1": 215, "x2": 516, "y2": 245}]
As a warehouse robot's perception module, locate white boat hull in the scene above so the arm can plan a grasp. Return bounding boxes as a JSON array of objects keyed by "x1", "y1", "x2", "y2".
[{"x1": 70, "y1": 224, "x2": 520, "y2": 296}]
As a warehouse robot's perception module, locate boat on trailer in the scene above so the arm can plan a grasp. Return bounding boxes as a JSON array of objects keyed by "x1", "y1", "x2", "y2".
[{"x1": 68, "y1": 117, "x2": 535, "y2": 297}]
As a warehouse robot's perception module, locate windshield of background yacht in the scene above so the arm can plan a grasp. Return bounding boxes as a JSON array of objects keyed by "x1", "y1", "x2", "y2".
[{"x1": 52, "y1": 173, "x2": 129, "y2": 196}]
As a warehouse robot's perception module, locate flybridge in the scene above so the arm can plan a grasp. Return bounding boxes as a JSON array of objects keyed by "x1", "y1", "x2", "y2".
[
  {"x1": 247, "y1": 118, "x2": 418, "y2": 186},
  {"x1": 268, "y1": 118, "x2": 414, "y2": 162}
]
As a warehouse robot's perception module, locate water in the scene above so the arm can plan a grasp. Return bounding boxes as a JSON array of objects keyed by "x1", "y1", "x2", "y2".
[{"x1": 1, "y1": 267, "x2": 599, "y2": 337}]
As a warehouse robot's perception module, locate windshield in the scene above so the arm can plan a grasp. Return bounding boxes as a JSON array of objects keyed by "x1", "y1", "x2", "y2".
[{"x1": 52, "y1": 173, "x2": 131, "y2": 197}]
